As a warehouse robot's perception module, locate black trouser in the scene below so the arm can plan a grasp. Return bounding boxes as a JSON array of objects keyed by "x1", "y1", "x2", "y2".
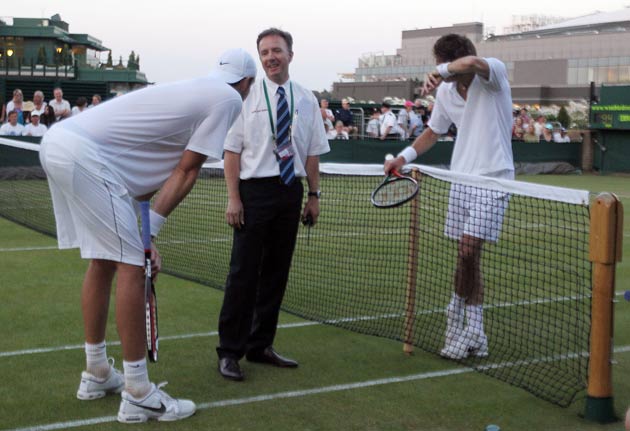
[{"x1": 217, "y1": 177, "x2": 303, "y2": 360}]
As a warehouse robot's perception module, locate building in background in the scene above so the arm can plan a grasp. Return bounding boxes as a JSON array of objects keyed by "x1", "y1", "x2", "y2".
[
  {"x1": 334, "y1": 8, "x2": 630, "y2": 104},
  {"x1": 0, "y1": 14, "x2": 149, "y2": 104}
]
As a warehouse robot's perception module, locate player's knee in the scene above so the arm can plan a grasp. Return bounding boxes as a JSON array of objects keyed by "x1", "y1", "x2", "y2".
[{"x1": 90, "y1": 259, "x2": 117, "y2": 272}]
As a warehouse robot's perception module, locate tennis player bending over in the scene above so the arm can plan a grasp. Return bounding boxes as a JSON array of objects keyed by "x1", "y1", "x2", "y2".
[
  {"x1": 39, "y1": 49, "x2": 256, "y2": 423},
  {"x1": 384, "y1": 34, "x2": 514, "y2": 360}
]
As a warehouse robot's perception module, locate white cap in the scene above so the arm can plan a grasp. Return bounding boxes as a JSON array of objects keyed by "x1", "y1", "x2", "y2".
[
  {"x1": 209, "y1": 48, "x2": 257, "y2": 84},
  {"x1": 30, "y1": 110, "x2": 42, "y2": 117}
]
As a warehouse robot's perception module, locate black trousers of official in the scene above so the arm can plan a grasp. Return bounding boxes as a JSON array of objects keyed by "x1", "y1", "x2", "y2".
[{"x1": 217, "y1": 177, "x2": 303, "y2": 360}]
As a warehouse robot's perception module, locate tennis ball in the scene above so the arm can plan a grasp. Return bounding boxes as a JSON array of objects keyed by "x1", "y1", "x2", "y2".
[{"x1": 385, "y1": 153, "x2": 394, "y2": 161}]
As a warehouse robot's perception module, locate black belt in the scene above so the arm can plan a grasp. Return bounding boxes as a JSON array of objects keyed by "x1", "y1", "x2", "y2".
[{"x1": 242, "y1": 176, "x2": 302, "y2": 184}]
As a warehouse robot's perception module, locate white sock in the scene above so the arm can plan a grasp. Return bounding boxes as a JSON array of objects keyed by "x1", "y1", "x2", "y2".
[
  {"x1": 85, "y1": 341, "x2": 110, "y2": 379},
  {"x1": 123, "y1": 358, "x2": 152, "y2": 399},
  {"x1": 466, "y1": 304, "x2": 484, "y2": 333},
  {"x1": 448, "y1": 293, "x2": 465, "y2": 319}
]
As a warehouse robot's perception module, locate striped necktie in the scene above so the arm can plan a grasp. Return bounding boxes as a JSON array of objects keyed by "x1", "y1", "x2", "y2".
[{"x1": 276, "y1": 86, "x2": 295, "y2": 185}]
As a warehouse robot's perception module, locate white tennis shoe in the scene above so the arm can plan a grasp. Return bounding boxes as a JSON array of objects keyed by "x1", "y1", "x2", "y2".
[
  {"x1": 441, "y1": 326, "x2": 488, "y2": 360},
  {"x1": 117, "y1": 382, "x2": 196, "y2": 423},
  {"x1": 76, "y1": 358, "x2": 125, "y2": 400}
]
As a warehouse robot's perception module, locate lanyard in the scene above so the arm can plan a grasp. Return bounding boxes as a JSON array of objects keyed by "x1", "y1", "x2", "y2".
[{"x1": 262, "y1": 80, "x2": 294, "y2": 141}]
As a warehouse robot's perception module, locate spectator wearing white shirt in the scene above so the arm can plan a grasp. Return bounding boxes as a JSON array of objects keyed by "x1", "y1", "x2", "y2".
[
  {"x1": 327, "y1": 120, "x2": 349, "y2": 140},
  {"x1": 553, "y1": 127, "x2": 571, "y2": 143},
  {"x1": 379, "y1": 102, "x2": 402, "y2": 140},
  {"x1": 72, "y1": 97, "x2": 89, "y2": 116},
  {"x1": 0, "y1": 111, "x2": 25, "y2": 136},
  {"x1": 320, "y1": 99, "x2": 334, "y2": 133},
  {"x1": 22, "y1": 110, "x2": 48, "y2": 137},
  {"x1": 90, "y1": 94, "x2": 102, "y2": 108},
  {"x1": 397, "y1": 100, "x2": 413, "y2": 139},
  {"x1": 6, "y1": 89, "x2": 25, "y2": 125},
  {"x1": 409, "y1": 105, "x2": 423, "y2": 139},
  {"x1": 533, "y1": 115, "x2": 546, "y2": 138},
  {"x1": 366, "y1": 108, "x2": 380, "y2": 138},
  {"x1": 49, "y1": 87, "x2": 71, "y2": 121},
  {"x1": 32, "y1": 90, "x2": 47, "y2": 114}
]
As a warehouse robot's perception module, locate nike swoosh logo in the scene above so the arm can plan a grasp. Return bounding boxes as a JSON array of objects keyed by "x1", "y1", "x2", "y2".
[
  {"x1": 219, "y1": 61, "x2": 230, "y2": 66},
  {"x1": 129, "y1": 401, "x2": 166, "y2": 414}
]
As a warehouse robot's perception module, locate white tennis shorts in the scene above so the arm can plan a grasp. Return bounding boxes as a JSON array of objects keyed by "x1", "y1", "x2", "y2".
[
  {"x1": 39, "y1": 127, "x2": 144, "y2": 266},
  {"x1": 444, "y1": 183, "x2": 510, "y2": 243}
]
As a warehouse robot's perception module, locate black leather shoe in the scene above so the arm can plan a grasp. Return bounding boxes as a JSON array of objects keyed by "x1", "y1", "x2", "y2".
[
  {"x1": 218, "y1": 357, "x2": 244, "y2": 381},
  {"x1": 246, "y1": 347, "x2": 298, "y2": 368}
]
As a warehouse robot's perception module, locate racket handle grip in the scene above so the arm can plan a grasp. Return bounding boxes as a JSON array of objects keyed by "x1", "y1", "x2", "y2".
[{"x1": 140, "y1": 201, "x2": 152, "y2": 251}]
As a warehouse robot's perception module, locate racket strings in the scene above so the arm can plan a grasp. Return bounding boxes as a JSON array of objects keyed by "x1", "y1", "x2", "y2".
[{"x1": 373, "y1": 179, "x2": 417, "y2": 207}]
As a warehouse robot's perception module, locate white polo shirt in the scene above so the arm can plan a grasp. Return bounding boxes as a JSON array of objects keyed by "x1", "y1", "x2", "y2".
[
  {"x1": 224, "y1": 76, "x2": 330, "y2": 180},
  {"x1": 0, "y1": 123, "x2": 25, "y2": 136},
  {"x1": 51, "y1": 76, "x2": 243, "y2": 197},
  {"x1": 428, "y1": 57, "x2": 514, "y2": 179},
  {"x1": 22, "y1": 123, "x2": 48, "y2": 137},
  {"x1": 49, "y1": 99, "x2": 71, "y2": 121},
  {"x1": 379, "y1": 111, "x2": 399, "y2": 136}
]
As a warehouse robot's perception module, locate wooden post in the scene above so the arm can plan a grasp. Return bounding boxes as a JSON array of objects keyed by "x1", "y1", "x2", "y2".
[
  {"x1": 403, "y1": 169, "x2": 421, "y2": 355},
  {"x1": 584, "y1": 192, "x2": 623, "y2": 423}
]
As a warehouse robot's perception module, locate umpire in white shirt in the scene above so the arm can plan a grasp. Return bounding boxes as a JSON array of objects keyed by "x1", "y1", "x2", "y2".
[{"x1": 217, "y1": 28, "x2": 330, "y2": 381}]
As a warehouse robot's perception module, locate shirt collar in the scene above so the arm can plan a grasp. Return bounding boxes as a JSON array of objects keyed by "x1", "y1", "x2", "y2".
[{"x1": 264, "y1": 76, "x2": 291, "y2": 95}]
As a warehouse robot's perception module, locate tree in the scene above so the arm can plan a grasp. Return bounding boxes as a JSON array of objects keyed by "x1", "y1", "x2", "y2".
[
  {"x1": 135, "y1": 54, "x2": 140, "y2": 70},
  {"x1": 127, "y1": 50, "x2": 136, "y2": 70},
  {"x1": 106, "y1": 50, "x2": 113, "y2": 67},
  {"x1": 557, "y1": 105, "x2": 571, "y2": 128},
  {"x1": 63, "y1": 44, "x2": 72, "y2": 66},
  {"x1": 37, "y1": 45, "x2": 47, "y2": 65}
]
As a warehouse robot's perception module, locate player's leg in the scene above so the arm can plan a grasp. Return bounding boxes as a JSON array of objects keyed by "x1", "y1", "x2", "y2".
[
  {"x1": 111, "y1": 200, "x2": 195, "y2": 423},
  {"x1": 76, "y1": 259, "x2": 126, "y2": 400},
  {"x1": 442, "y1": 184, "x2": 468, "y2": 356}
]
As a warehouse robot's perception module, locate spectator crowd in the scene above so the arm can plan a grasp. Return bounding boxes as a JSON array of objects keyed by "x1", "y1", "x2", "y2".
[
  {"x1": 320, "y1": 98, "x2": 576, "y2": 143},
  {"x1": 321, "y1": 97, "x2": 432, "y2": 141},
  {"x1": 512, "y1": 107, "x2": 572, "y2": 143},
  {"x1": 0, "y1": 87, "x2": 102, "y2": 137}
]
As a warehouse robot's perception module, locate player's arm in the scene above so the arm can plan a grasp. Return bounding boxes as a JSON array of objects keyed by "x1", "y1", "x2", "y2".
[
  {"x1": 384, "y1": 127, "x2": 440, "y2": 174},
  {"x1": 302, "y1": 155, "x2": 320, "y2": 225},
  {"x1": 151, "y1": 149, "x2": 207, "y2": 227},
  {"x1": 440, "y1": 56, "x2": 490, "y2": 80},
  {"x1": 224, "y1": 150, "x2": 244, "y2": 229}
]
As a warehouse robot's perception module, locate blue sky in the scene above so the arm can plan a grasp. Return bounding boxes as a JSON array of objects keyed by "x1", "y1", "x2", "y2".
[{"x1": 4, "y1": 0, "x2": 629, "y2": 90}]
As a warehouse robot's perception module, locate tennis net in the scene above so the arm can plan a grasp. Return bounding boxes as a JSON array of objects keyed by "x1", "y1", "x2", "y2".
[{"x1": 0, "y1": 138, "x2": 592, "y2": 407}]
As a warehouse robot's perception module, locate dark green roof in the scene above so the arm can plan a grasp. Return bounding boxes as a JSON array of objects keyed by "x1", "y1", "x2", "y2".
[{"x1": 0, "y1": 19, "x2": 109, "y2": 51}]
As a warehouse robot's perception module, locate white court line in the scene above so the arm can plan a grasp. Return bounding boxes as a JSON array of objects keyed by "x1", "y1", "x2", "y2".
[
  {"x1": 2, "y1": 290, "x2": 624, "y2": 359},
  {"x1": 0, "y1": 246, "x2": 57, "y2": 252},
  {"x1": 6, "y1": 344, "x2": 630, "y2": 431}
]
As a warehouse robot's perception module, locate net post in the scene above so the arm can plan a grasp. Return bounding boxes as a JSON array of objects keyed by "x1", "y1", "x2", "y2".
[
  {"x1": 403, "y1": 168, "x2": 420, "y2": 355},
  {"x1": 584, "y1": 192, "x2": 623, "y2": 423}
]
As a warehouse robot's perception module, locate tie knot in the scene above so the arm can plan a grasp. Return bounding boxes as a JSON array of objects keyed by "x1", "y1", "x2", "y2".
[{"x1": 277, "y1": 86, "x2": 286, "y2": 97}]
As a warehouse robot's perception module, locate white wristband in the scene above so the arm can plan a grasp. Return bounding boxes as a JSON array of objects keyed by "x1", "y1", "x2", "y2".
[
  {"x1": 149, "y1": 209, "x2": 166, "y2": 237},
  {"x1": 398, "y1": 146, "x2": 418, "y2": 164},
  {"x1": 436, "y1": 62, "x2": 453, "y2": 79}
]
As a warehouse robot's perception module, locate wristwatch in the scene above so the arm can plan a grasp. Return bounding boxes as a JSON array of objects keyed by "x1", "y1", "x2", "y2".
[{"x1": 308, "y1": 190, "x2": 321, "y2": 199}]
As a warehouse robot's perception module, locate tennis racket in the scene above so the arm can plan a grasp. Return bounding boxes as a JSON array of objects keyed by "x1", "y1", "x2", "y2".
[
  {"x1": 140, "y1": 201, "x2": 159, "y2": 363},
  {"x1": 371, "y1": 169, "x2": 419, "y2": 208}
]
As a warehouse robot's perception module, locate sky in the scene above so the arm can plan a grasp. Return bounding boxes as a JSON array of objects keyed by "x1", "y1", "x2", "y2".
[{"x1": 4, "y1": 0, "x2": 630, "y2": 90}]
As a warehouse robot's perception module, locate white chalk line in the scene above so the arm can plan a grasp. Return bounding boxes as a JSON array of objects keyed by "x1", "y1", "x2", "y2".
[
  {"x1": 2, "y1": 290, "x2": 624, "y2": 359},
  {"x1": 6, "y1": 344, "x2": 630, "y2": 431}
]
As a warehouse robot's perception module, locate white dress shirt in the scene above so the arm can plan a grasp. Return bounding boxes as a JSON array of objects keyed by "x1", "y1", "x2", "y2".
[{"x1": 224, "y1": 76, "x2": 330, "y2": 180}]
